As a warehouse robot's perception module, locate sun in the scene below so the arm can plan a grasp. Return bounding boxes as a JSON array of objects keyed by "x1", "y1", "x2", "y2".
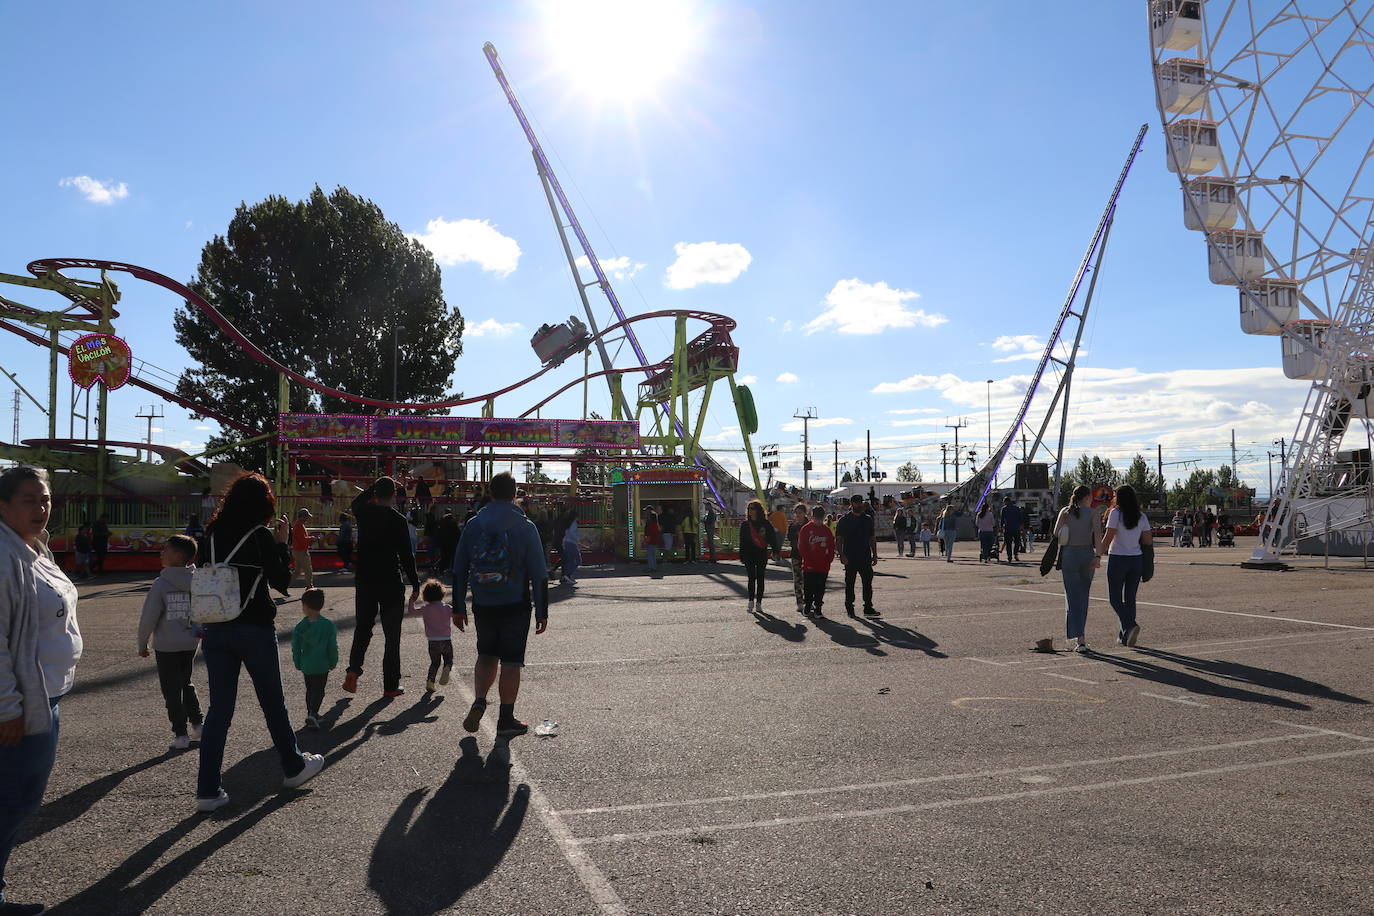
[{"x1": 542, "y1": 0, "x2": 698, "y2": 103}]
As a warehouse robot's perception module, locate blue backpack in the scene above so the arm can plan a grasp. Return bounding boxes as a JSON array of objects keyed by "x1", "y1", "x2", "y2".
[{"x1": 469, "y1": 521, "x2": 517, "y2": 599}]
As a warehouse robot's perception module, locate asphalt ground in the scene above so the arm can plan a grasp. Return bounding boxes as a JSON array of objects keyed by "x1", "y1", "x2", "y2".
[{"x1": 10, "y1": 544, "x2": 1374, "y2": 915}]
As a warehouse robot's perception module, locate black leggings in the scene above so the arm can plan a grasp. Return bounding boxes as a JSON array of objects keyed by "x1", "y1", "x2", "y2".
[
  {"x1": 743, "y1": 556, "x2": 768, "y2": 601},
  {"x1": 427, "y1": 639, "x2": 454, "y2": 681}
]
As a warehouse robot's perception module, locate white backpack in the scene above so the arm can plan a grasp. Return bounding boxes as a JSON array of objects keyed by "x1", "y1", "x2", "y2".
[{"x1": 190, "y1": 526, "x2": 265, "y2": 624}]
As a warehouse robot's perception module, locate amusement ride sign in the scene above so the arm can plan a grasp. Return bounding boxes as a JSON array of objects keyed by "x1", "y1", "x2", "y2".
[
  {"x1": 278, "y1": 414, "x2": 639, "y2": 450},
  {"x1": 68, "y1": 333, "x2": 133, "y2": 390}
]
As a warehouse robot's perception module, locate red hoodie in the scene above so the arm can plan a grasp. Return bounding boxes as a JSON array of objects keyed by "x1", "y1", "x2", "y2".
[{"x1": 798, "y1": 520, "x2": 836, "y2": 573}]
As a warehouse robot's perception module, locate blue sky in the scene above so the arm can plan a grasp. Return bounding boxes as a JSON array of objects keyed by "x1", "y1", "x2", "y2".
[{"x1": 0, "y1": 1, "x2": 1331, "y2": 494}]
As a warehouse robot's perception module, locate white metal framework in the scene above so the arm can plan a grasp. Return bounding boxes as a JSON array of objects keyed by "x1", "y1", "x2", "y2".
[{"x1": 1147, "y1": 0, "x2": 1374, "y2": 563}]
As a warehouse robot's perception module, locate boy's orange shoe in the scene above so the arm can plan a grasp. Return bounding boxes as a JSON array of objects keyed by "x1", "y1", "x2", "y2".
[{"x1": 341, "y1": 671, "x2": 358, "y2": 694}]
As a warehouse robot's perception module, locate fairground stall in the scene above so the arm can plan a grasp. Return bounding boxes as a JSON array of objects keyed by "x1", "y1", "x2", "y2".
[
  {"x1": 277, "y1": 412, "x2": 651, "y2": 568},
  {"x1": 612, "y1": 464, "x2": 706, "y2": 561}
]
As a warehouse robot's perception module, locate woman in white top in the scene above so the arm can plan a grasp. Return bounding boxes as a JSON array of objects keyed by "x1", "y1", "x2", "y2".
[
  {"x1": 1097, "y1": 484, "x2": 1152, "y2": 647},
  {"x1": 0, "y1": 466, "x2": 83, "y2": 915},
  {"x1": 1053, "y1": 485, "x2": 1101, "y2": 653}
]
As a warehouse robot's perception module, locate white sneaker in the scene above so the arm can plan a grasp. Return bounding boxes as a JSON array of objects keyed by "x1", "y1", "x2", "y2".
[
  {"x1": 283, "y1": 753, "x2": 325, "y2": 789},
  {"x1": 1073, "y1": 642, "x2": 1090, "y2": 654},
  {"x1": 196, "y1": 789, "x2": 230, "y2": 812},
  {"x1": 172, "y1": 734, "x2": 191, "y2": 750},
  {"x1": 189, "y1": 723, "x2": 203, "y2": 741}
]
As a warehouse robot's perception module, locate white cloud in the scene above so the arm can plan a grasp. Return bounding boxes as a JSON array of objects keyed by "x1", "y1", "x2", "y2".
[
  {"x1": 467, "y1": 318, "x2": 523, "y2": 338},
  {"x1": 887, "y1": 407, "x2": 941, "y2": 415},
  {"x1": 194, "y1": 425, "x2": 212, "y2": 431},
  {"x1": 991, "y1": 334, "x2": 1041, "y2": 353},
  {"x1": 738, "y1": 375, "x2": 758, "y2": 385},
  {"x1": 409, "y1": 218, "x2": 521, "y2": 276},
  {"x1": 803, "y1": 278, "x2": 947, "y2": 335},
  {"x1": 664, "y1": 241, "x2": 752, "y2": 289},
  {"x1": 575, "y1": 254, "x2": 644, "y2": 280},
  {"x1": 782, "y1": 320, "x2": 794, "y2": 333},
  {"x1": 781, "y1": 416, "x2": 854, "y2": 432},
  {"x1": 59, "y1": 176, "x2": 129, "y2": 204},
  {"x1": 776, "y1": 372, "x2": 800, "y2": 384}
]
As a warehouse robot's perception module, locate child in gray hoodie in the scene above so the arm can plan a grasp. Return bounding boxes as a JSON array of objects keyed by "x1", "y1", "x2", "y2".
[{"x1": 138, "y1": 535, "x2": 203, "y2": 749}]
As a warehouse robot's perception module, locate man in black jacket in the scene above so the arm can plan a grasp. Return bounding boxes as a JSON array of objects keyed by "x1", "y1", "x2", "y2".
[{"x1": 342, "y1": 477, "x2": 420, "y2": 697}]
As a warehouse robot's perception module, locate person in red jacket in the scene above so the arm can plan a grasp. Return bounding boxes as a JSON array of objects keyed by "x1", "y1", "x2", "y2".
[{"x1": 798, "y1": 506, "x2": 836, "y2": 618}]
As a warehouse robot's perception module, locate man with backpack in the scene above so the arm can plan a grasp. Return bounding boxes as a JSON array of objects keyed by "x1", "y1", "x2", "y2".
[
  {"x1": 342, "y1": 477, "x2": 420, "y2": 698},
  {"x1": 451, "y1": 472, "x2": 549, "y2": 738}
]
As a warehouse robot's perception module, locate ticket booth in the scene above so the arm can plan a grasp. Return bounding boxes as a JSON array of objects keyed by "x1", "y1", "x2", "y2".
[{"x1": 611, "y1": 465, "x2": 707, "y2": 560}]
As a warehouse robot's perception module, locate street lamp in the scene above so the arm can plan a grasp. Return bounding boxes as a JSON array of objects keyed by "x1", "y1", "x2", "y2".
[{"x1": 986, "y1": 380, "x2": 993, "y2": 455}]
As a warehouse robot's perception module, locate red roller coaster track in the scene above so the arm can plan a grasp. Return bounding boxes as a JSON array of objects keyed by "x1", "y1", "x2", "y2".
[{"x1": 12, "y1": 257, "x2": 737, "y2": 434}]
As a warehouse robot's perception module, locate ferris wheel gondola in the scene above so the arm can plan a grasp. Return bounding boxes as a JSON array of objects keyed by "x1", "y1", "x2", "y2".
[{"x1": 1146, "y1": 0, "x2": 1374, "y2": 564}]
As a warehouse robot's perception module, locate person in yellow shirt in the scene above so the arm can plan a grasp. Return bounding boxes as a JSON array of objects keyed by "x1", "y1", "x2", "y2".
[{"x1": 680, "y1": 510, "x2": 699, "y2": 563}]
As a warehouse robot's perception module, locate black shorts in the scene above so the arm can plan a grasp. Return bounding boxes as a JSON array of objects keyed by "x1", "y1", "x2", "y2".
[{"x1": 472, "y1": 601, "x2": 533, "y2": 667}]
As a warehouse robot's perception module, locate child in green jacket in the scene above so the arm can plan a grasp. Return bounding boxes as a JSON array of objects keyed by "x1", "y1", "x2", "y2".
[{"x1": 291, "y1": 588, "x2": 338, "y2": 730}]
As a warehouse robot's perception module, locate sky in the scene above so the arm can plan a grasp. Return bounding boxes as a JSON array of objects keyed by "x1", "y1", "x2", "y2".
[{"x1": 1, "y1": 0, "x2": 1357, "y2": 497}]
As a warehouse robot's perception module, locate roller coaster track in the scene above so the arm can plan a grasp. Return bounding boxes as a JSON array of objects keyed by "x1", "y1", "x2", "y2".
[{"x1": 10, "y1": 257, "x2": 738, "y2": 446}]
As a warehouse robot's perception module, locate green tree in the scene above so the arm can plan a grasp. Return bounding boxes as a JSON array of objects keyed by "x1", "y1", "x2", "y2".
[
  {"x1": 1058, "y1": 453, "x2": 1121, "y2": 506},
  {"x1": 895, "y1": 461, "x2": 923, "y2": 483},
  {"x1": 1122, "y1": 453, "x2": 1166, "y2": 507},
  {"x1": 1169, "y1": 467, "x2": 1218, "y2": 508},
  {"x1": 175, "y1": 186, "x2": 464, "y2": 468}
]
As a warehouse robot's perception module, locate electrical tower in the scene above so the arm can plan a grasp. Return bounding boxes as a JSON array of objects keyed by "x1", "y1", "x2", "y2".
[
  {"x1": 135, "y1": 404, "x2": 164, "y2": 463},
  {"x1": 944, "y1": 418, "x2": 968, "y2": 482}
]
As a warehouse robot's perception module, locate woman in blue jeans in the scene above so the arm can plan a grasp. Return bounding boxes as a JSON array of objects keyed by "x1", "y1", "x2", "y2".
[
  {"x1": 1053, "y1": 485, "x2": 1100, "y2": 653},
  {"x1": 195, "y1": 473, "x2": 324, "y2": 812},
  {"x1": 1098, "y1": 484, "x2": 1152, "y2": 648},
  {"x1": 0, "y1": 467, "x2": 83, "y2": 916}
]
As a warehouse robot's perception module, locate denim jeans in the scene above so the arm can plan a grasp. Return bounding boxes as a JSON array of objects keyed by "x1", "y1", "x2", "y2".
[
  {"x1": 1060, "y1": 546, "x2": 1096, "y2": 639},
  {"x1": 198, "y1": 623, "x2": 305, "y2": 799},
  {"x1": 1106, "y1": 554, "x2": 1144, "y2": 640},
  {"x1": 942, "y1": 531, "x2": 956, "y2": 560},
  {"x1": 562, "y1": 540, "x2": 581, "y2": 580},
  {"x1": 646, "y1": 545, "x2": 658, "y2": 571},
  {"x1": 0, "y1": 698, "x2": 59, "y2": 900}
]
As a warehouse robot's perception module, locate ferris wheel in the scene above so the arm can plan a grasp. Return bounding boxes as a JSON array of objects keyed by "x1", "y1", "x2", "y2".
[{"x1": 1147, "y1": 1, "x2": 1374, "y2": 564}]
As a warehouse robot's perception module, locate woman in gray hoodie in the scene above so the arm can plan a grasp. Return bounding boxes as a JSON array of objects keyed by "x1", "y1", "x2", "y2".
[{"x1": 0, "y1": 466, "x2": 83, "y2": 916}]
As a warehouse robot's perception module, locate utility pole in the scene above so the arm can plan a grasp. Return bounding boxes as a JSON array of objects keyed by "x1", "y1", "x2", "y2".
[
  {"x1": 866, "y1": 429, "x2": 872, "y2": 482},
  {"x1": 10, "y1": 390, "x2": 18, "y2": 445},
  {"x1": 940, "y1": 443, "x2": 950, "y2": 483},
  {"x1": 135, "y1": 404, "x2": 163, "y2": 463},
  {"x1": 1230, "y1": 429, "x2": 1237, "y2": 474},
  {"x1": 1274, "y1": 437, "x2": 1287, "y2": 469},
  {"x1": 794, "y1": 407, "x2": 817, "y2": 492},
  {"x1": 944, "y1": 418, "x2": 967, "y2": 482},
  {"x1": 1157, "y1": 443, "x2": 1164, "y2": 484},
  {"x1": 1267, "y1": 451, "x2": 1276, "y2": 500},
  {"x1": 834, "y1": 439, "x2": 840, "y2": 489},
  {"x1": 1021, "y1": 430, "x2": 1029, "y2": 463}
]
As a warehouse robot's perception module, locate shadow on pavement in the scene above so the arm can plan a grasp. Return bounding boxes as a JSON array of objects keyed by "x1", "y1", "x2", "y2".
[
  {"x1": 857, "y1": 618, "x2": 949, "y2": 658},
  {"x1": 369, "y1": 736, "x2": 529, "y2": 915},
  {"x1": 46, "y1": 748, "x2": 305, "y2": 916},
  {"x1": 1134, "y1": 648, "x2": 1369, "y2": 705},
  {"x1": 22, "y1": 749, "x2": 177, "y2": 846},
  {"x1": 750, "y1": 608, "x2": 807, "y2": 642},
  {"x1": 46, "y1": 693, "x2": 441, "y2": 914},
  {"x1": 813, "y1": 617, "x2": 887, "y2": 657},
  {"x1": 1086, "y1": 651, "x2": 1311, "y2": 710}
]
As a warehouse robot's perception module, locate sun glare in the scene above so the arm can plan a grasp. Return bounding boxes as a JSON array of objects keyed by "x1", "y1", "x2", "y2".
[{"x1": 542, "y1": 0, "x2": 698, "y2": 103}]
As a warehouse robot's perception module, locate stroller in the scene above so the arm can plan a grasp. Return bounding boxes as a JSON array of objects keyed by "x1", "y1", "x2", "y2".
[
  {"x1": 1217, "y1": 524, "x2": 1235, "y2": 547},
  {"x1": 1179, "y1": 527, "x2": 1194, "y2": 547}
]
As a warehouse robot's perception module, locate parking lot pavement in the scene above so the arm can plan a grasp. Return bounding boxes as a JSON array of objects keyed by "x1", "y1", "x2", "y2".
[{"x1": 14, "y1": 547, "x2": 1374, "y2": 914}]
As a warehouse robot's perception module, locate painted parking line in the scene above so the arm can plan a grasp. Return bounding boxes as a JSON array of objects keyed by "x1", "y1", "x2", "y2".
[
  {"x1": 575, "y1": 746, "x2": 1374, "y2": 845},
  {"x1": 1270, "y1": 720, "x2": 1374, "y2": 742},
  {"x1": 1140, "y1": 692, "x2": 1210, "y2": 708},
  {"x1": 451, "y1": 683, "x2": 629, "y2": 916},
  {"x1": 561, "y1": 731, "x2": 1324, "y2": 817},
  {"x1": 996, "y1": 587, "x2": 1374, "y2": 631}
]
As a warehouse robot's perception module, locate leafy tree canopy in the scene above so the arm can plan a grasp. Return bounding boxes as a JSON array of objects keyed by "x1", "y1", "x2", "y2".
[
  {"x1": 175, "y1": 185, "x2": 464, "y2": 468},
  {"x1": 895, "y1": 461, "x2": 923, "y2": 483}
]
